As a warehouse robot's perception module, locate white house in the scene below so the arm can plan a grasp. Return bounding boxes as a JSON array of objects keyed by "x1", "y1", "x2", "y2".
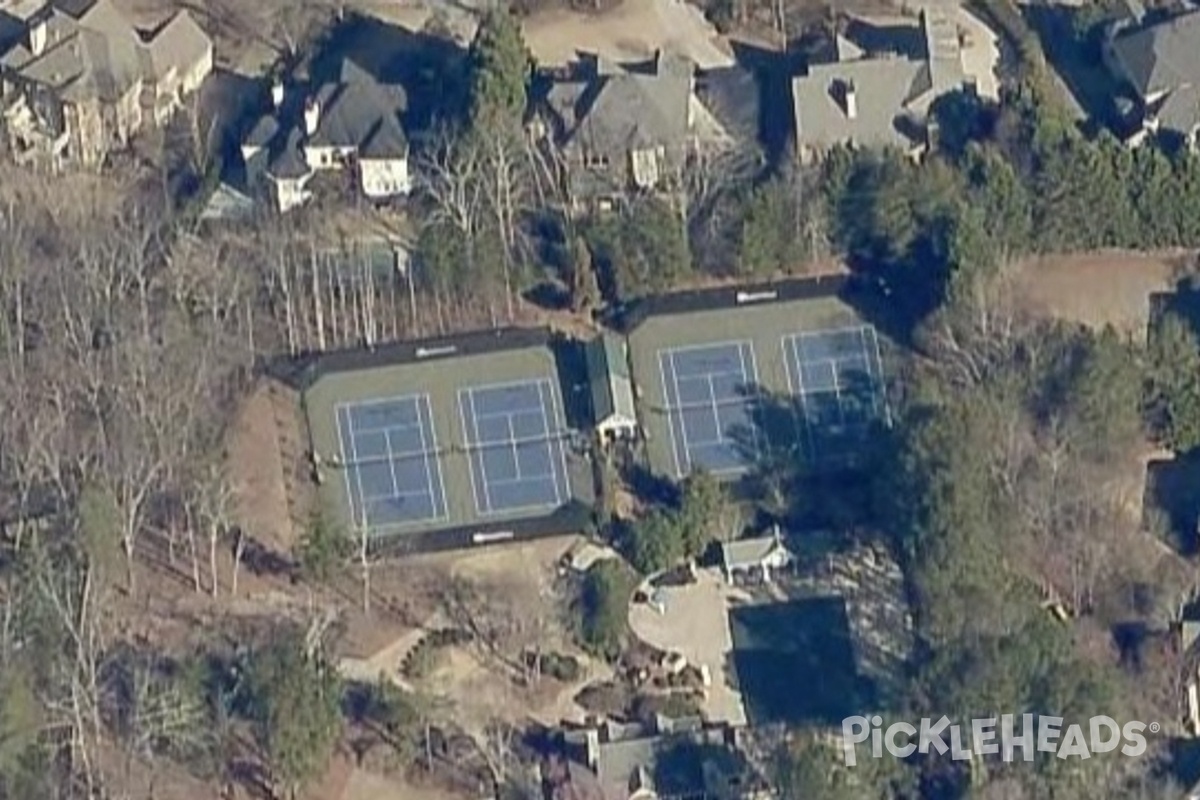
[
  {"x1": 239, "y1": 57, "x2": 411, "y2": 213},
  {"x1": 720, "y1": 528, "x2": 794, "y2": 583}
]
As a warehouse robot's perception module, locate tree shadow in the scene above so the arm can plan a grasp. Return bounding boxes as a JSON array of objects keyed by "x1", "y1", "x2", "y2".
[
  {"x1": 653, "y1": 737, "x2": 752, "y2": 798},
  {"x1": 551, "y1": 335, "x2": 592, "y2": 432},
  {"x1": 728, "y1": 377, "x2": 898, "y2": 536},
  {"x1": 310, "y1": 13, "x2": 469, "y2": 134},
  {"x1": 726, "y1": 39, "x2": 803, "y2": 169},
  {"x1": 620, "y1": 461, "x2": 681, "y2": 507},
  {"x1": 1144, "y1": 452, "x2": 1200, "y2": 556},
  {"x1": 1020, "y1": 4, "x2": 1132, "y2": 133}
]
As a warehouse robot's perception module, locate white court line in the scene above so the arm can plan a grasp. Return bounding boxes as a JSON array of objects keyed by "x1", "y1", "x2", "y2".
[
  {"x1": 704, "y1": 373, "x2": 722, "y2": 453},
  {"x1": 333, "y1": 405, "x2": 364, "y2": 530},
  {"x1": 658, "y1": 350, "x2": 684, "y2": 479},
  {"x1": 380, "y1": 428, "x2": 403, "y2": 501},
  {"x1": 413, "y1": 395, "x2": 441, "y2": 522},
  {"x1": 423, "y1": 396, "x2": 450, "y2": 523},
  {"x1": 742, "y1": 342, "x2": 763, "y2": 462},
  {"x1": 538, "y1": 378, "x2": 568, "y2": 507},
  {"x1": 339, "y1": 393, "x2": 425, "y2": 436},
  {"x1": 866, "y1": 326, "x2": 893, "y2": 427},
  {"x1": 336, "y1": 402, "x2": 373, "y2": 530},
  {"x1": 507, "y1": 414, "x2": 522, "y2": 480},
  {"x1": 458, "y1": 388, "x2": 486, "y2": 516},
  {"x1": 668, "y1": 349, "x2": 692, "y2": 476},
  {"x1": 782, "y1": 335, "x2": 818, "y2": 459},
  {"x1": 830, "y1": 352, "x2": 846, "y2": 431},
  {"x1": 460, "y1": 378, "x2": 547, "y2": 423},
  {"x1": 466, "y1": 387, "x2": 494, "y2": 514}
]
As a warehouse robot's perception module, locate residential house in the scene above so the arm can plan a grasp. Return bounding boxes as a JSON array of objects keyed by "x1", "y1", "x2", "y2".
[
  {"x1": 0, "y1": 0, "x2": 212, "y2": 168},
  {"x1": 586, "y1": 331, "x2": 638, "y2": 442},
  {"x1": 720, "y1": 528, "x2": 793, "y2": 584},
  {"x1": 791, "y1": 9, "x2": 973, "y2": 164},
  {"x1": 1104, "y1": 7, "x2": 1200, "y2": 148},
  {"x1": 552, "y1": 717, "x2": 768, "y2": 800},
  {"x1": 538, "y1": 50, "x2": 758, "y2": 206},
  {"x1": 238, "y1": 57, "x2": 411, "y2": 213}
]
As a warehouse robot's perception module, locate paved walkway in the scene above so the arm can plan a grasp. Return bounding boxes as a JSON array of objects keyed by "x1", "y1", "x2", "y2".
[{"x1": 628, "y1": 568, "x2": 747, "y2": 726}]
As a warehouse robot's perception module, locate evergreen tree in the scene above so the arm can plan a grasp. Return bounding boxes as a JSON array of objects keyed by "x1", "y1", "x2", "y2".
[
  {"x1": 244, "y1": 631, "x2": 343, "y2": 799},
  {"x1": 467, "y1": 8, "x2": 532, "y2": 135}
]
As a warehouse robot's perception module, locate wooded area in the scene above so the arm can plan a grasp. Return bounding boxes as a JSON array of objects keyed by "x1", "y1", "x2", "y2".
[{"x1": 3, "y1": 4, "x2": 1200, "y2": 799}]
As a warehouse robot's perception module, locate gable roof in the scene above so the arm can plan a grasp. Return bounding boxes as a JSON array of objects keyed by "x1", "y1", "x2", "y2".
[
  {"x1": 247, "y1": 57, "x2": 409, "y2": 182},
  {"x1": 1110, "y1": 9, "x2": 1200, "y2": 100},
  {"x1": 792, "y1": 9, "x2": 964, "y2": 153},
  {"x1": 144, "y1": 11, "x2": 211, "y2": 79},
  {"x1": 307, "y1": 58, "x2": 408, "y2": 158},
  {"x1": 0, "y1": 0, "x2": 209, "y2": 103},
  {"x1": 550, "y1": 51, "x2": 693, "y2": 159},
  {"x1": 586, "y1": 332, "x2": 636, "y2": 429},
  {"x1": 721, "y1": 531, "x2": 792, "y2": 571}
]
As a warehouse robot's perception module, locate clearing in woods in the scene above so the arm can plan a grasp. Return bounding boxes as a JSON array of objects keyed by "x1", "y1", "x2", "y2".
[{"x1": 1012, "y1": 250, "x2": 1184, "y2": 340}]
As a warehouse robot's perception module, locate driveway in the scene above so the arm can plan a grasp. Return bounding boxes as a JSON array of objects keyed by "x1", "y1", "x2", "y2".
[{"x1": 628, "y1": 568, "x2": 747, "y2": 726}]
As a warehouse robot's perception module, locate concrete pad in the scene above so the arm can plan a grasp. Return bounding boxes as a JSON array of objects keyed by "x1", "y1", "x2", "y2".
[{"x1": 628, "y1": 568, "x2": 747, "y2": 726}]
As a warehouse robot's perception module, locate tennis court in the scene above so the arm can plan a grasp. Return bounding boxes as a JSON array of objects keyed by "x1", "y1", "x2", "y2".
[
  {"x1": 626, "y1": 281, "x2": 892, "y2": 480},
  {"x1": 335, "y1": 394, "x2": 447, "y2": 529},
  {"x1": 658, "y1": 341, "x2": 760, "y2": 477},
  {"x1": 459, "y1": 379, "x2": 571, "y2": 515},
  {"x1": 304, "y1": 329, "x2": 596, "y2": 547},
  {"x1": 783, "y1": 325, "x2": 889, "y2": 461}
]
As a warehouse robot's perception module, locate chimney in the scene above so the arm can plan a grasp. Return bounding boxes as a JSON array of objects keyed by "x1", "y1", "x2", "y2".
[
  {"x1": 28, "y1": 19, "x2": 46, "y2": 57},
  {"x1": 270, "y1": 80, "x2": 284, "y2": 109},
  {"x1": 584, "y1": 729, "x2": 599, "y2": 770},
  {"x1": 303, "y1": 97, "x2": 320, "y2": 135},
  {"x1": 844, "y1": 79, "x2": 858, "y2": 120}
]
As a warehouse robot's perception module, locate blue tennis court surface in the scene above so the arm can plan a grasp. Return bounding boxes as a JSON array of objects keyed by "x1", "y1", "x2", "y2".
[
  {"x1": 659, "y1": 341, "x2": 760, "y2": 477},
  {"x1": 459, "y1": 379, "x2": 570, "y2": 515},
  {"x1": 783, "y1": 325, "x2": 888, "y2": 460},
  {"x1": 336, "y1": 394, "x2": 447, "y2": 530}
]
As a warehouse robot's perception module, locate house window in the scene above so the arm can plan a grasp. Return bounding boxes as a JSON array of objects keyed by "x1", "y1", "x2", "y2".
[{"x1": 584, "y1": 153, "x2": 609, "y2": 168}]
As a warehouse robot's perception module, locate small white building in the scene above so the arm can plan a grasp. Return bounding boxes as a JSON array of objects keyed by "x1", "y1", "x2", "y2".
[
  {"x1": 586, "y1": 332, "x2": 638, "y2": 441},
  {"x1": 720, "y1": 528, "x2": 793, "y2": 583}
]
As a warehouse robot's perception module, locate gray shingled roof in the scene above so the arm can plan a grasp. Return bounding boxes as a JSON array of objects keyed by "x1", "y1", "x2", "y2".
[
  {"x1": 554, "y1": 52, "x2": 692, "y2": 161},
  {"x1": 246, "y1": 57, "x2": 408, "y2": 183},
  {"x1": 0, "y1": 0, "x2": 209, "y2": 104},
  {"x1": 793, "y1": 56, "x2": 925, "y2": 152},
  {"x1": 269, "y1": 128, "x2": 309, "y2": 179},
  {"x1": 1109, "y1": 9, "x2": 1200, "y2": 99},
  {"x1": 792, "y1": 10, "x2": 963, "y2": 154},
  {"x1": 307, "y1": 58, "x2": 407, "y2": 158},
  {"x1": 721, "y1": 533, "x2": 791, "y2": 571}
]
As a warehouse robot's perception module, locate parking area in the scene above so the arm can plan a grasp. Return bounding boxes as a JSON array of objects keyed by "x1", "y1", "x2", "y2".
[{"x1": 627, "y1": 568, "x2": 748, "y2": 726}]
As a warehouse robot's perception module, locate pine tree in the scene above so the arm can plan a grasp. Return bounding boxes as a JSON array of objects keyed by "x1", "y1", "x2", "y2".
[{"x1": 466, "y1": 9, "x2": 532, "y2": 135}]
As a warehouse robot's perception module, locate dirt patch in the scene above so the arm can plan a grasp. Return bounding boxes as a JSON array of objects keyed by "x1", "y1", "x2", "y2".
[
  {"x1": 226, "y1": 379, "x2": 308, "y2": 555},
  {"x1": 447, "y1": 534, "x2": 579, "y2": 583},
  {"x1": 340, "y1": 767, "x2": 467, "y2": 800},
  {"x1": 522, "y1": 0, "x2": 734, "y2": 67},
  {"x1": 1012, "y1": 250, "x2": 1185, "y2": 341}
]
